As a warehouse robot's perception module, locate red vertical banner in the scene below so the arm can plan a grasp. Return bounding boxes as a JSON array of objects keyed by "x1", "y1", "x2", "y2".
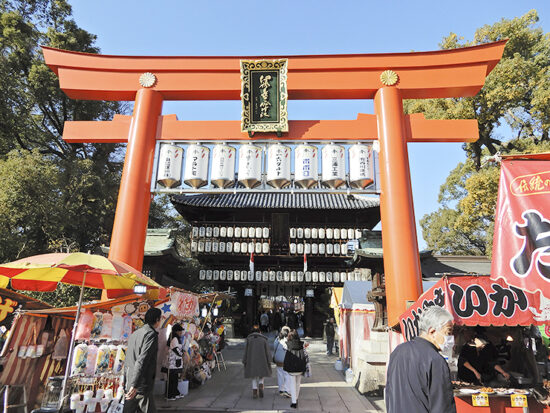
[{"x1": 491, "y1": 157, "x2": 550, "y2": 297}]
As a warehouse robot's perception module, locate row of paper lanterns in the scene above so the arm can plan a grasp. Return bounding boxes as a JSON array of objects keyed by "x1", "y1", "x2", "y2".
[
  {"x1": 190, "y1": 240, "x2": 352, "y2": 256},
  {"x1": 191, "y1": 225, "x2": 362, "y2": 240},
  {"x1": 198, "y1": 269, "x2": 368, "y2": 283},
  {"x1": 156, "y1": 142, "x2": 375, "y2": 189}
]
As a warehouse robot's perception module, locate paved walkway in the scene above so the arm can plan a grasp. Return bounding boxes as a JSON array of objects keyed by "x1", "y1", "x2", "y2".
[{"x1": 156, "y1": 337, "x2": 379, "y2": 413}]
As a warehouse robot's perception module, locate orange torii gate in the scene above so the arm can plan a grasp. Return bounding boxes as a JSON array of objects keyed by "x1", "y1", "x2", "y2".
[{"x1": 43, "y1": 41, "x2": 505, "y2": 325}]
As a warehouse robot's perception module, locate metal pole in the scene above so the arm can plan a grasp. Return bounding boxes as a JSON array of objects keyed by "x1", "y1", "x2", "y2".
[{"x1": 60, "y1": 272, "x2": 87, "y2": 409}]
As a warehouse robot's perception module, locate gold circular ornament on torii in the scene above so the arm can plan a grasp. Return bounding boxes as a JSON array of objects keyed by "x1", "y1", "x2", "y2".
[
  {"x1": 139, "y1": 72, "x2": 157, "y2": 88},
  {"x1": 380, "y1": 70, "x2": 399, "y2": 86}
]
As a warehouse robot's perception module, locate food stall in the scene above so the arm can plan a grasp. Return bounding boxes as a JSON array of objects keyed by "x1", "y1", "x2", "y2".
[
  {"x1": 1, "y1": 288, "x2": 231, "y2": 410},
  {"x1": 399, "y1": 274, "x2": 550, "y2": 412}
]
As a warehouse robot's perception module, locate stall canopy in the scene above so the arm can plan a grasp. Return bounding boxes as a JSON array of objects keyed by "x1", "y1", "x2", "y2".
[
  {"x1": 341, "y1": 281, "x2": 375, "y2": 310},
  {"x1": 399, "y1": 275, "x2": 550, "y2": 342}
]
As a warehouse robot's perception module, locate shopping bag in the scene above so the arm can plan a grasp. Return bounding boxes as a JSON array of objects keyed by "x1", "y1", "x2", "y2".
[
  {"x1": 177, "y1": 380, "x2": 189, "y2": 396},
  {"x1": 106, "y1": 396, "x2": 124, "y2": 413}
]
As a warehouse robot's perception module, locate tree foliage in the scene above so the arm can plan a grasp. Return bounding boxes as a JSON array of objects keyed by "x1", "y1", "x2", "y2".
[{"x1": 415, "y1": 11, "x2": 550, "y2": 256}]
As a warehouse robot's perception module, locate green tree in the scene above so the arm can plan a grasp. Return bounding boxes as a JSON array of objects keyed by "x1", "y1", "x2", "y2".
[{"x1": 413, "y1": 11, "x2": 550, "y2": 256}]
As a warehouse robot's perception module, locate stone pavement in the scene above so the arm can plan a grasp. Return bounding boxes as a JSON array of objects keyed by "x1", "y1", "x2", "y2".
[{"x1": 156, "y1": 336, "x2": 380, "y2": 413}]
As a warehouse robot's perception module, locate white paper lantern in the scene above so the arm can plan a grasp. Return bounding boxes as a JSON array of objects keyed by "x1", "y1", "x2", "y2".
[
  {"x1": 267, "y1": 143, "x2": 291, "y2": 189},
  {"x1": 333, "y1": 228, "x2": 340, "y2": 239},
  {"x1": 327, "y1": 272, "x2": 333, "y2": 282},
  {"x1": 294, "y1": 144, "x2": 319, "y2": 189},
  {"x1": 192, "y1": 226, "x2": 199, "y2": 238},
  {"x1": 268, "y1": 271, "x2": 275, "y2": 282},
  {"x1": 233, "y1": 242, "x2": 240, "y2": 253},
  {"x1": 238, "y1": 144, "x2": 262, "y2": 188},
  {"x1": 255, "y1": 242, "x2": 262, "y2": 254},
  {"x1": 306, "y1": 271, "x2": 312, "y2": 282},
  {"x1": 206, "y1": 227, "x2": 213, "y2": 238},
  {"x1": 247, "y1": 271, "x2": 254, "y2": 281},
  {"x1": 219, "y1": 242, "x2": 226, "y2": 253},
  {"x1": 199, "y1": 227, "x2": 206, "y2": 237},
  {"x1": 255, "y1": 271, "x2": 262, "y2": 281},
  {"x1": 304, "y1": 228, "x2": 311, "y2": 239},
  {"x1": 262, "y1": 271, "x2": 269, "y2": 282},
  {"x1": 340, "y1": 272, "x2": 347, "y2": 282},
  {"x1": 333, "y1": 272, "x2": 340, "y2": 283},
  {"x1": 290, "y1": 243, "x2": 297, "y2": 254},
  {"x1": 213, "y1": 270, "x2": 219, "y2": 280},
  {"x1": 334, "y1": 244, "x2": 340, "y2": 255},
  {"x1": 184, "y1": 144, "x2": 209, "y2": 188},
  {"x1": 220, "y1": 270, "x2": 226, "y2": 281},
  {"x1": 326, "y1": 244, "x2": 334, "y2": 255},
  {"x1": 227, "y1": 270, "x2": 233, "y2": 281},
  {"x1": 311, "y1": 228, "x2": 318, "y2": 239},
  {"x1": 305, "y1": 243, "x2": 311, "y2": 254},
  {"x1": 255, "y1": 227, "x2": 262, "y2": 238},
  {"x1": 248, "y1": 242, "x2": 254, "y2": 253},
  {"x1": 227, "y1": 227, "x2": 234, "y2": 237},
  {"x1": 191, "y1": 241, "x2": 198, "y2": 253},
  {"x1": 157, "y1": 144, "x2": 184, "y2": 188},
  {"x1": 220, "y1": 226, "x2": 227, "y2": 238},
  {"x1": 276, "y1": 271, "x2": 283, "y2": 282},
  {"x1": 211, "y1": 144, "x2": 236, "y2": 188},
  {"x1": 326, "y1": 228, "x2": 333, "y2": 239},
  {"x1": 234, "y1": 227, "x2": 241, "y2": 238},
  {"x1": 298, "y1": 272, "x2": 304, "y2": 282},
  {"x1": 347, "y1": 228, "x2": 354, "y2": 239},
  {"x1": 212, "y1": 242, "x2": 218, "y2": 253},
  {"x1": 322, "y1": 144, "x2": 346, "y2": 189},
  {"x1": 199, "y1": 270, "x2": 206, "y2": 280},
  {"x1": 283, "y1": 271, "x2": 290, "y2": 282},
  {"x1": 290, "y1": 228, "x2": 297, "y2": 238},
  {"x1": 242, "y1": 227, "x2": 249, "y2": 238},
  {"x1": 233, "y1": 270, "x2": 240, "y2": 281},
  {"x1": 205, "y1": 241, "x2": 212, "y2": 253},
  {"x1": 318, "y1": 228, "x2": 326, "y2": 239},
  {"x1": 349, "y1": 143, "x2": 374, "y2": 189},
  {"x1": 206, "y1": 270, "x2": 213, "y2": 280},
  {"x1": 319, "y1": 243, "x2": 326, "y2": 255},
  {"x1": 262, "y1": 242, "x2": 269, "y2": 254},
  {"x1": 297, "y1": 228, "x2": 304, "y2": 238},
  {"x1": 297, "y1": 243, "x2": 304, "y2": 254},
  {"x1": 355, "y1": 229, "x2": 362, "y2": 239},
  {"x1": 198, "y1": 240, "x2": 205, "y2": 252},
  {"x1": 213, "y1": 227, "x2": 220, "y2": 238},
  {"x1": 319, "y1": 272, "x2": 325, "y2": 282},
  {"x1": 291, "y1": 271, "x2": 297, "y2": 282},
  {"x1": 241, "y1": 242, "x2": 247, "y2": 254},
  {"x1": 226, "y1": 242, "x2": 233, "y2": 253},
  {"x1": 263, "y1": 227, "x2": 270, "y2": 238},
  {"x1": 312, "y1": 243, "x2": 318, "y2": 254}
]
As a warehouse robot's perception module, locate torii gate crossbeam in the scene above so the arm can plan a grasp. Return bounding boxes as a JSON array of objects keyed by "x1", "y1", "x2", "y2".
[{"x1": 43, "y1": 41, "x2": 506, "y2": 325}]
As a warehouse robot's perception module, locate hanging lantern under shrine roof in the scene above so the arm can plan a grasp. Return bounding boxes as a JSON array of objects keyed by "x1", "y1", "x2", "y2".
[
  {"x1": 211, "y1": 144, "x2": 236, "y2": 188},
  {"x1": 322, "y1": 144, "x2": 346, "y2": 189},
  {"x1": 267, "y1": 143, "x2": 291, "y2": 189},
  {"x1": 184, "y1": 144, "x2": 209, "y2": 189},
  {"x1": 157, "y1": 144, "x2": 184, "y2": 188},
  {"x1": 238, "y1": 144, "x2": 262, "y2": 189}
]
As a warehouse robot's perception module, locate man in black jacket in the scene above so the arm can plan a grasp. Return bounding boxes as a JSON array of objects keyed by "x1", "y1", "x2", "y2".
[
  {"x1": 123, "y1": 308, "x2": 162, "y2": 413},
  {"x1": 385, "y1": 306, "x2": 456, "y2": 413},
  {"x1": 325, "y1": 317, "x2": 336, "y2": 355}
]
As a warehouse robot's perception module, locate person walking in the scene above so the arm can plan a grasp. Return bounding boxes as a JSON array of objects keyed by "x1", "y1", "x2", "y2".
[
  {"x1": 273, "y1": 326, "x2": 291, "y2": 397},
  {"x1": 325, "y1": 317, "x2": 336, "y2": 355},
  {"x1": 165, "y1": 324, "x2": 184, "y2": 401},
  {"x1": 123, "y1": 308, "x2": 162, "y2": 413},
  {"x1": 385, "y1": 306, "x2": 456, "y2": 413},
  {"x1": 283, "y1": 330, "x2": 309, "y2": 409},
  {"x1": 259, "y1": 311, "x2": 269, "y2": 333},
  {"x1": 242, "y1": 325, "x2": 272, "y2": 398}
]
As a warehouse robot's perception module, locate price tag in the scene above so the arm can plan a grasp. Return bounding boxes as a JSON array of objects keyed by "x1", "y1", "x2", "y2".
[
  {"x1": 510, "y1": 394, "x2": 528, "y2": 408},
  {"x1": 472, "y1": 393, "x2": 489, "y2": 407}
]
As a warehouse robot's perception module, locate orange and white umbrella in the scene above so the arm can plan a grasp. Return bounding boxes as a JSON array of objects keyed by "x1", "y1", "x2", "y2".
[{"x1": 0, "y1": 252, "x2": 159, "y2": 298}]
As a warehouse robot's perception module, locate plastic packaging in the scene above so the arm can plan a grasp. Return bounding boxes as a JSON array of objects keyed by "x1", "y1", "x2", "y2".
[
  {"x1": 111, "y1": 313, "x2": 123, "y2": 341},
  {"x1": 75, "y1": 310, "x2": 93, "y2": 341},
  {"x1": 71, "y1": 343, "x2": 88, "y2": 375},
  {"x1": 121, "y1": 315, "x2": 133, "y2": 341},
  {"x1": 113, "y1": 345, "x2": 126, "y2": 374},
  {"x1": 108, "y1": 344, "x2": 118, "y2": 370},
  {"x1": 85, "y1": 344, "x2": 98, "y2": 375},
  {"x1": 90, "y1": 312, "x2": 104, "y2": 340},
  {"x1": 95, "y1": 344, "x2": 110, "y2": 375},
  {"x1": 100, "y1": 312, "x2": 113, "y2": 340}
]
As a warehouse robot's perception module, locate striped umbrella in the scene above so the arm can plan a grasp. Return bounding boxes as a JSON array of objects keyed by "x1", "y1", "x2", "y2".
[{"x1": 0, "y1": 252, "x2": 160, "y2": 298}]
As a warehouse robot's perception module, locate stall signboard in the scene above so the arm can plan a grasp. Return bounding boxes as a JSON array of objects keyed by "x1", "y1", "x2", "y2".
[
  {"x1": 510, "y1": 394, "x2": 528, "y2": 408},
  {"x1": 472, "y1": 393, "x2": 489, "y2": 407},
  {"x1": 170, "y1": 291, "x2": 199, "y2": 319},
  {"x1": 400, "y1": 275, "x2": 547, "y2": 341},
  {"x1": 492, "y1": 155, "x2": 550, "y2": 297}
]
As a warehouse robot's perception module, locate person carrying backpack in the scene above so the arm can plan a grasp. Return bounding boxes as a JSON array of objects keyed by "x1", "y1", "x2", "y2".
[
  {"x1": 283, "y1": 330, "x2": 309, "y2": 409},
  {"x1": 273, "y1": 326, "x2": 291, "y2": 397}
]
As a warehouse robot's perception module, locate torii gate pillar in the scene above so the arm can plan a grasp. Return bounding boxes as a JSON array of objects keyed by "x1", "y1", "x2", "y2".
[
  {"x1": 375, "y1": 87, "x2": 422, "y2": 323},
  {"x1": 109, "y1": 89, "x2": 162, "y2": 270},
  {"x1": 42, "y1": 41, "x2": 506, "y2": 324}
]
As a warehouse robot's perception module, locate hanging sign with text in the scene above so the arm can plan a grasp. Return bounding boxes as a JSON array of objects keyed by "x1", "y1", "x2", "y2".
[
  {"x1": 399, "y1": 275, "x2": 546, "y2": 341},
  {"x1": 241, "y1": 59, "x2": 288, "y2": 134},
  {"x1": 492, "y1": 157, "x2": 550, "y2": 298}
]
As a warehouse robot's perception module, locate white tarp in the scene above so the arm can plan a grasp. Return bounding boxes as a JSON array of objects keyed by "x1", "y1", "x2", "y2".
[{"x1": 340, "y1": 281, "x2": 374, "y2": 310}]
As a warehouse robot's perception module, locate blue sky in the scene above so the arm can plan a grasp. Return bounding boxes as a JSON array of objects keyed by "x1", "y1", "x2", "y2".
[{"x1": 69, "y1": 0, "x2": 549, "y2": 249}]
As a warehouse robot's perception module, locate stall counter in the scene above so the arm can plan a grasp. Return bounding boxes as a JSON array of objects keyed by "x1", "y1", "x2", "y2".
[{"x1": 455, "y1": 395, "x2": 550, "y2": 412}]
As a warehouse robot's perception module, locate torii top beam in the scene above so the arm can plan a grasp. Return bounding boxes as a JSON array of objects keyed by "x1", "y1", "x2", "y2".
[
  {"x1": 42, "y1": 41, "x2": 506, "y2": 101},
  {"x1": 42, "y1": 41, "x2": 506, "y2": 326}
]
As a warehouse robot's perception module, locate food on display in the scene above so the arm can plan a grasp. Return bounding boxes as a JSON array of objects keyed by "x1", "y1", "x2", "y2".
[
  {"x1": 75, "y1": 310, "x2": 93, "y2": 340},
  {"x1": 90, "y1": 312, "x2": 103, "y2": 340},
  {"x1": 480, "y1": 387, "x2": 495, "y2": 394},
  {"x1": 99, "y1": 312, "x2": 113, "y2": 339},
  {"x1": 71, "y1": 343, "x2": 88, "y2": 375},
  {"x1": 85, "y1": 344, "x2": 98, "y2": 375}
]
